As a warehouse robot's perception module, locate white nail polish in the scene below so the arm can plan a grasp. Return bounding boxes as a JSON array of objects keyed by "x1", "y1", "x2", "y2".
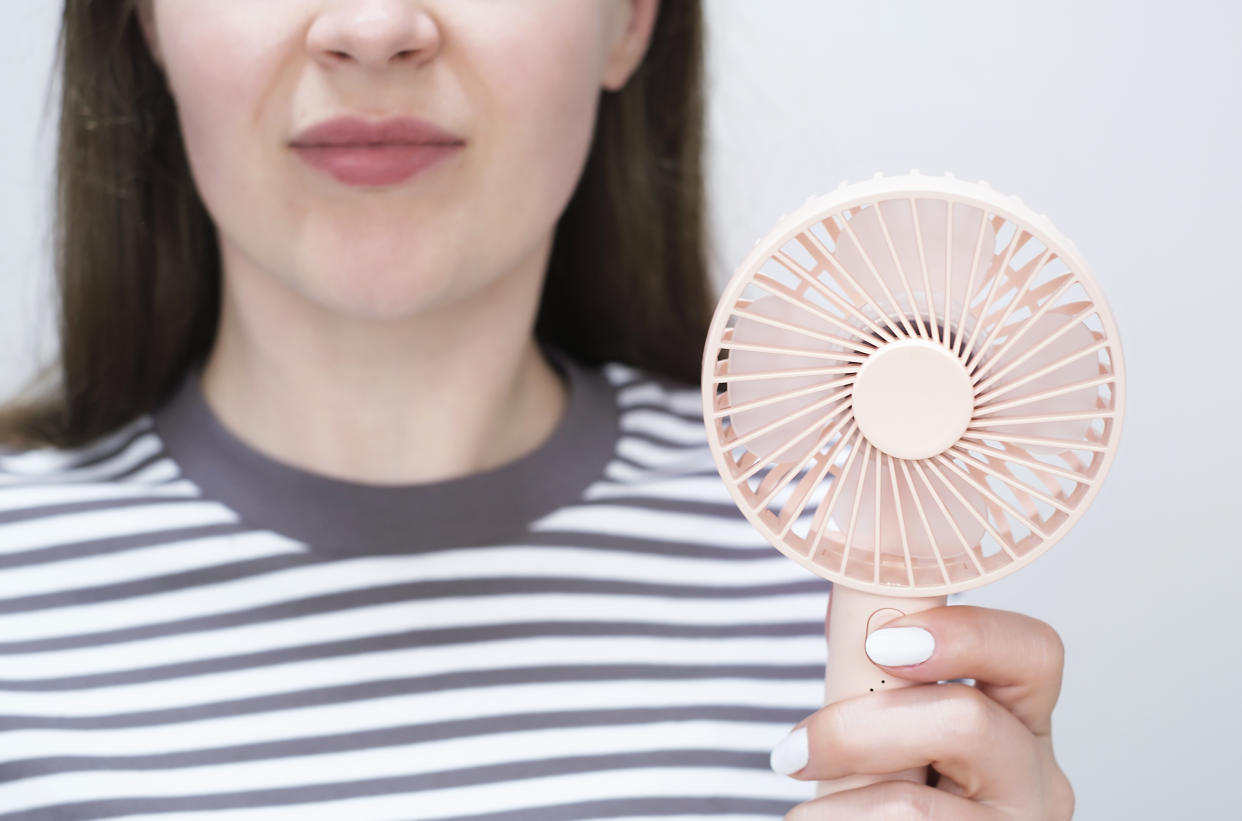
[
  {"x1": 769, "y1": 726, "x2": 809, "y2": 776},
  {"x1": 865, "y1": 626, "x2": 935, "y2": 666}
]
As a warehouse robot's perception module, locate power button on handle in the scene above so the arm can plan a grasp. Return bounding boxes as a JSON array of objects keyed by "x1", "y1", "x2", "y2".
[{"x1": 866, "y1": 608, "x2": 906, "y2": 636}]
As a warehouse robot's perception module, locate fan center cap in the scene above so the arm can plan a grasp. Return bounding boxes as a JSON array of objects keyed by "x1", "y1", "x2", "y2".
[{"x1": 851, "y1": 338, "x2": 975, "y2": 460}]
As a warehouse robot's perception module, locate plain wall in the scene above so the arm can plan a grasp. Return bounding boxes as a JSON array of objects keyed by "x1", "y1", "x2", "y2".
[
  {"x1": 702, "y1": 2, "x2": 1240, "y2": 817},
  {"x1": 2, "y1": 1, "x2": 1239, "y2": 817},
  {"x1": 0, "y1": 0, "x2": 60, "y2": 401}
]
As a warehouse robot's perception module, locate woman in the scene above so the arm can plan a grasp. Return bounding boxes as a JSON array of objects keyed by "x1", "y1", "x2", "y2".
[{"x1": 0, "y1": 1, "x2": 1074, "y2": 818}]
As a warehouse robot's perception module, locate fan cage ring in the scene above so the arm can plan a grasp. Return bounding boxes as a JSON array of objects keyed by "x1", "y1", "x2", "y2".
[{"x1": 701, "y1": 174, "x2": 1125, "y2": 597}]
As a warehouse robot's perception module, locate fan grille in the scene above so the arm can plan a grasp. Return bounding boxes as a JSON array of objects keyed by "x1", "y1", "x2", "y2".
[{"x1": 703, "y1": 176, "x2": 1124, "y2": 596}]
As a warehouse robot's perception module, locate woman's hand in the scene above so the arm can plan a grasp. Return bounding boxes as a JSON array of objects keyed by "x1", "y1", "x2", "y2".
[{"x1": 773, "y1": 605, "x2": 1076, "y2": 819}]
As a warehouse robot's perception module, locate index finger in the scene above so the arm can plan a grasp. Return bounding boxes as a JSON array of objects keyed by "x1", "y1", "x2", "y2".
[{"x1": 861, "y1": 604, "x2": 1066, "y2": 737}]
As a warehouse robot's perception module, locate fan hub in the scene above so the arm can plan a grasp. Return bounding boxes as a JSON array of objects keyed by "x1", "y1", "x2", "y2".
[{"x1": 851, "y1": 339, "x2": 974, "y2": 460}]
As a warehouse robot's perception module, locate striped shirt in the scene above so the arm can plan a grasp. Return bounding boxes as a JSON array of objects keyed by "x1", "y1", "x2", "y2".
[{"x1": 0, "y1": 350, "x2": 832, "y2": 820}]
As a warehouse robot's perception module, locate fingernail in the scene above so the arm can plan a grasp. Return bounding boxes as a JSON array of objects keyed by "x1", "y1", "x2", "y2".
[
  {"x1": 865, "y1": 626, "x2": 935, "y2": 666},
  {"x1": 769, "y1": 726, "x2": 809, "y2": 776}
]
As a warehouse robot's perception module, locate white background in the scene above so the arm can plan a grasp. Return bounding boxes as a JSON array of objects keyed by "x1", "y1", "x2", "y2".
[{"x1": 2, "y1": 1, "x2": 1240, "y2": 817}]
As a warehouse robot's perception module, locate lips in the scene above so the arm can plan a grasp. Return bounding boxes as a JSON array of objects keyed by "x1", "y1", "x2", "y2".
[
  {"x1": 290, "y1": 115, "x2": 464, "y2": 186},
  {"x1": 290, "y1": 115, "x2": 464, "y2": 148}
]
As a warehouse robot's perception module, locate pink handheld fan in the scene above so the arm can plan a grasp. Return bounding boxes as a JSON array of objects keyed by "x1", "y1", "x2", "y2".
[{"x1": 700, "y1": 171, "x2": 1125, "y2": 796}]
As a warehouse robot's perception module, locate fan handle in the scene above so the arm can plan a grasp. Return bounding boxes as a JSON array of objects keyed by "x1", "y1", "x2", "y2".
[{"x1": 814, "y1": 584, "x2": 949, "y2": 798}]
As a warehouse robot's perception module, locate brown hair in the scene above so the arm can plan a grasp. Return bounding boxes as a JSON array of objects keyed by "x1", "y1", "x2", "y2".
[{"x1": 0, "y1": 0, "x2": 714, "y2": 450}]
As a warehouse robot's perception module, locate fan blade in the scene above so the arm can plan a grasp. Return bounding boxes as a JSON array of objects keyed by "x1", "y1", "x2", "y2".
[
  {"x1": 832, "y1": 199, "x2": 995, "y2": 336},
  {"x1": 726, "y1": 295, "x2": 850, "y2": 464},
  {"x1": 826, "y1": 452, "x2": 987, "y2": 567},
  {"x1": 973, "y1": 311, "x2": 1102, "y2": 453}
]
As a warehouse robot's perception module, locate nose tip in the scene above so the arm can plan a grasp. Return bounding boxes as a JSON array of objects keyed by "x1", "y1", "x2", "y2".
[{"x1": 308, "y1": 4, "x2": 440, "y2": 71}]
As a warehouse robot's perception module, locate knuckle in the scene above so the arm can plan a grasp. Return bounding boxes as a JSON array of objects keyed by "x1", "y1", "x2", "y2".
[
  {"x1": 783, "y1": 799, "x2": 827, "y2": 821},
  {"x1": 784, "y1": 780, "x2": 945, "y2": 821},
  {"x1": 1039, "y1": 622, "x2": 1067, "y2": 678},
  {"x1": 816, "y1": 698, "x2": 859, "y2": 756},
  {"x1": 954, "y1": 607, "x2": 992, "y2": 655},
  {"x1": 939, "y1": 683, "x2": 993, "y2": 742},
  {"x1": 873, "y1": 780, "x2": 938, "y2": 820},
  {"x1": 1050, "y1": 771, "x2": 1076, "y2": 819}
]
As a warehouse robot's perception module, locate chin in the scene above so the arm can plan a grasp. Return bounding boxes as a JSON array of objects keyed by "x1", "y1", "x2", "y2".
[{"x1": 308, "y1": 269, "x2": 462, "y2": 322}]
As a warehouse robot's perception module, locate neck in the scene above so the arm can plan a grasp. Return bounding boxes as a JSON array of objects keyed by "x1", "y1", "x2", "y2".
[{"x1": 198, "y1": 236, "x2": 567, "y2": 486}]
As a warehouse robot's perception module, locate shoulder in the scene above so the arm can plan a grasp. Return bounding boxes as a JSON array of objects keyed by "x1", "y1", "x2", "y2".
[
  {"x1": 0, "y1": 415, "x2": 169, "y2": 485},
  {"x1": 598, "y1": 360, "x2": 712, "y2": 457},
  {"x1": 0, "y1": 413, "x2": 211, "y2": 544},
  {"x1": 599, "y1": 361, "x2": 706, "y2": 437},
  {"x1": 585, "y1": 360, "x2": 729, "y2": 490}
]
